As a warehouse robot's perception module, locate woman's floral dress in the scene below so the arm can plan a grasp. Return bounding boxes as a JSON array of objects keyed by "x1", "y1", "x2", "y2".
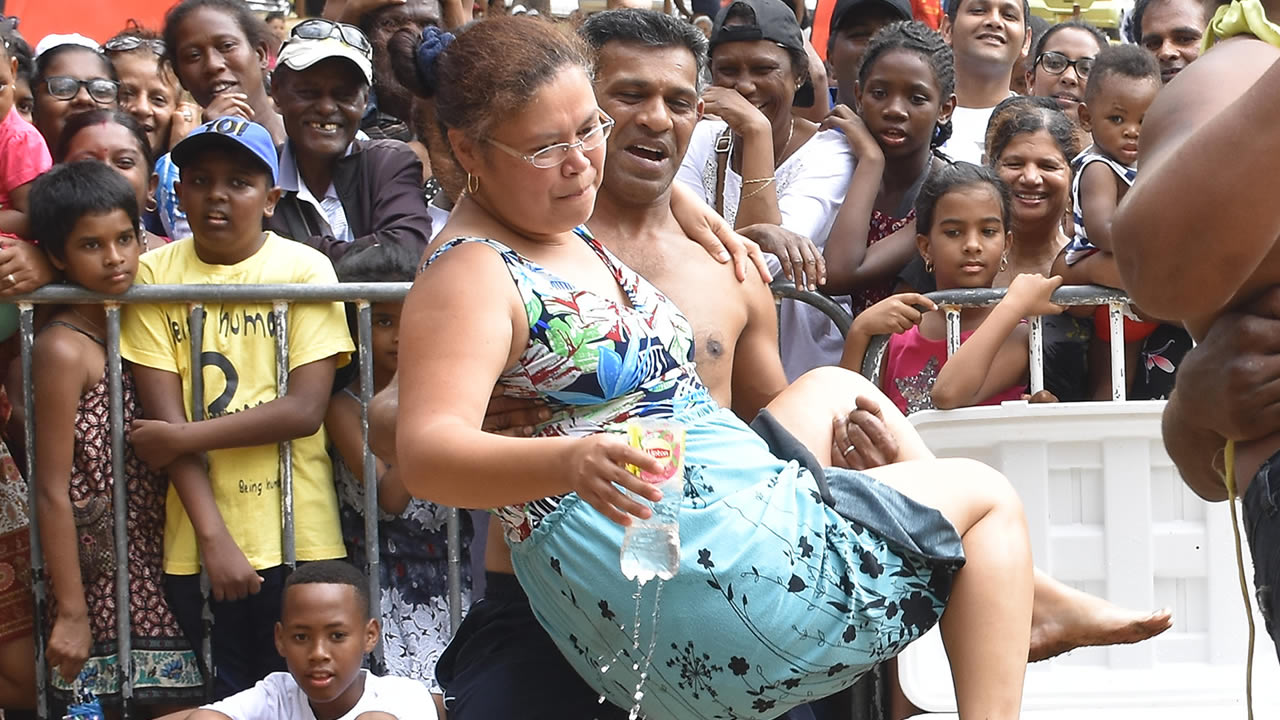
[{"x1": 427, "y1": 231, "x2": 966, "y2": 719}]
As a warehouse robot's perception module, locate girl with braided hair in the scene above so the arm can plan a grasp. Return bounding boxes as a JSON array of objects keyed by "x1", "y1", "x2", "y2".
[{"x1": 821, "y1": 20, "x2": 956, "y2": 316}]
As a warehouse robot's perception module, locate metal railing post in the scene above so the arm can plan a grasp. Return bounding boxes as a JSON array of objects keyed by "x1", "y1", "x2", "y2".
[
  {"x1": 187, "y1": 303, "x2": 214, "y2": 700},
  {"x1": 1108, "y1": 301, "x2": 1127, "y2": 401},
  {"x1": 21, "y1": 303, "x2": 49, "y2": 718},
  {"x1": 355, "y1": 301, "x2": 383, "y2": 665},
  {"x1": 106, "y1": 304, "x2": 134, "y2": 718},
  {"x1": 272, "y1": 302, "x2": 295, "y2": 569}
]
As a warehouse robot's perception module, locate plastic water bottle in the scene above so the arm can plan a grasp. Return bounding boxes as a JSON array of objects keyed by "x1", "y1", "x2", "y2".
[{"x1": 619, "y1": 419, "x2": 685, "y2": 584}]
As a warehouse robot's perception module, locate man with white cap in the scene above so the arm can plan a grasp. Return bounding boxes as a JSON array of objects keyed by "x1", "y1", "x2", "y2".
[{"x1": 267, "y1": 19, "x2": 431, "y2": 261}]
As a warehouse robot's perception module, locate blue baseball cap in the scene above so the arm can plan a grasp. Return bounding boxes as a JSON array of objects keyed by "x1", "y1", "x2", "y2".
[{"x1": 171, "y1": 116, "x2": 279, "y2": 185}]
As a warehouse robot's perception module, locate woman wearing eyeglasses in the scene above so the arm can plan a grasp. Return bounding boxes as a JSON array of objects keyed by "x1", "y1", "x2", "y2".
[
  {"x1": 1025, "y1": 20, "x2": 1108, "y2": 131},
  {"x1": 30, "y1": 43, "x2": 119, "y2": 162},
  {"x1": 397, "y1": 16, "x2": 1034, "y2": 720}
]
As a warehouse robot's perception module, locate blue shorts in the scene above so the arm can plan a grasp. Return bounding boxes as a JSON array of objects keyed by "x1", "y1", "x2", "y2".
[{"x1": 1245, "y1": 449, "x2": 1280, "y2": 662}]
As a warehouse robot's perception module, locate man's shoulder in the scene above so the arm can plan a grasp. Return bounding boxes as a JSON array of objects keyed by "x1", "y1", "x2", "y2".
[{"x1": 348, "y1": 138, "x2": 418, "y2": 165}]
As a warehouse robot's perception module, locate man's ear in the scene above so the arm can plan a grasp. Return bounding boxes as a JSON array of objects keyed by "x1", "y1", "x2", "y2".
[
  {"x1": 363, "y1": 617, "x2": 380, "y2": 654},
  {"x1": 696, "y1": 97, "x2": 705, "y2": 123},
  {"x1": 940, "y1": 15, "x2": 954, "y2": 46},
  {"x1": 173, "y1": 180, "x2": 184, "y2": 214},
  {"x1": 262, "y1": 186, "x2": 284, "y2": 218},
  {"x1": 1077, "y1": 101, "x2": 1093, "y2": 132},
  {"x1": 274, "y1": 621, "x2": 286, "y2": 658}
]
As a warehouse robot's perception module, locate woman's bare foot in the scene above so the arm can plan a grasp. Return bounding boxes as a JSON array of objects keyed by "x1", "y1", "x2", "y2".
[{"x1": 1028, "y1": 575, "x2": 1173, "y2": 662}]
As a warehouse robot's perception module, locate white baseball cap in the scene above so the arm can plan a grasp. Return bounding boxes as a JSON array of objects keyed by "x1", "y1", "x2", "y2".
[
  {"x1": 277, "y1": 35, "x2": 373, "y2": 86},
  {"x1": 34, "y1": 33, "x2": 100, "y2": 58}
]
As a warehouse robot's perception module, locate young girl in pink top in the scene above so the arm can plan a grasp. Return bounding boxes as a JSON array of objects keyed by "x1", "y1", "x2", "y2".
[{"x1": 842, "y1": 161, "x2": 1064, "y2": 414}]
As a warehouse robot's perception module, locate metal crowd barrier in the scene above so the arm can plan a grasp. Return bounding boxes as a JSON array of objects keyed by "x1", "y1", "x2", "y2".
[
  {"x1": 11, "y1": 279, "x2": 1133, "y2": 719},
  {"x1": 769, "y1": 279, "x2": 855, "y2": 337},
  {"x1": 860, "y1": 285, "x2": 1136, "y2": 402},
  {"x1": 10, "y1": 283, "x2": 468, "y2": 719}
]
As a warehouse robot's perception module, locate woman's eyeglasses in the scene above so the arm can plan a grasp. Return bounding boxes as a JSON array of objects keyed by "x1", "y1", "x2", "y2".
[
  {"x1": 287, "y1": 19, "x2": 373, "y2": 58},
  {"x1": 44, "y1": 76, "x2": 119, "y2": 104},
  {"x1": 487, "y1": 111, "x2": 616, "y2": 169},
  {"x1": 103, "y1": 36, "x2": 166, "y2": 55},
  {"x1": 1035, "y1": 51, "x2": 1094, "y2": 77}
]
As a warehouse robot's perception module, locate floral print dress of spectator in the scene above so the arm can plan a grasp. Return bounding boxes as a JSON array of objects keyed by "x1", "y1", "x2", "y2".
[
  {"x1": 45, "y1": 327, "x2": 203, "y2": 706},
  {"x1": 427, "y1": 230, "x2": 965, "y2": 719},
  {"x1": 335, "y1": 444, "x2": 472, "y2": 692}
]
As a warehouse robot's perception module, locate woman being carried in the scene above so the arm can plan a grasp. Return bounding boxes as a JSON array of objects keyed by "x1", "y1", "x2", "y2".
[{"x1": 397, "y1": 17, "x2": 1032, "y2": 720}]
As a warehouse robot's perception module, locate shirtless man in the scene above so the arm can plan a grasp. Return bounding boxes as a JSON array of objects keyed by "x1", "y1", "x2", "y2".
[
  {"x1": 1113, "y1": 0, "x2": 1280, "y2": 660},
  {"x1": 371, "y1": 11, "x2": 1169, "y2": 718}
]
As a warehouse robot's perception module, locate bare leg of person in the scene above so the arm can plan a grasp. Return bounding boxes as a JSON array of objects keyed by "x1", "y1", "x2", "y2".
[
  {"x1": 0, "y1": 633, "x2": 36, "y2": 709},
  {"x1": 767, "y1": 367, "x2": 1171, "y2": 660},
  {"x1": 765, "y1": 368, "x2": 1032, "y2": 719}
]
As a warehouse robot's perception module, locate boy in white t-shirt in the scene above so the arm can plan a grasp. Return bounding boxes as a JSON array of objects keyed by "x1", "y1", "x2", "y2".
[{"x1": 167, "y1": 561, "x2": 438, "y2": 720}]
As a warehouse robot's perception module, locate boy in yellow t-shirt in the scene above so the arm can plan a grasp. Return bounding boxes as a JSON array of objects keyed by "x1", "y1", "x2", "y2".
[{"x1": 121, "y1": 117, "x2": 355, "y2": 700}]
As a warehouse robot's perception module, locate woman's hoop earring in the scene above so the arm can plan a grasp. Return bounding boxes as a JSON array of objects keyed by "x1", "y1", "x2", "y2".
[
  {"x1": 999, "y1": 253, "x2": 1009, "y2": 272},
  {"x1": 924, "y1": 258, "x2": 933, "y2": 273},
  {"x1": 466, "y1": 172, "x2": 480, "y2": 195},
  {"x1": 145, "y1": 196, "x2": 158, "y2": 214}
]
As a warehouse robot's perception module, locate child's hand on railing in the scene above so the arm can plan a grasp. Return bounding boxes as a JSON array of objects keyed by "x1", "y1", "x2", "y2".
[
  {"x1": 1004, "y1": 274, "x2": 1066, "y2": 318},
  {"x1": 852, "y1": 293, "x2": 937, "y2": 337}
]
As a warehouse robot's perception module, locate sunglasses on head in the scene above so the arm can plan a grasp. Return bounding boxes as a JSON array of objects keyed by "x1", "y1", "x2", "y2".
[
  {"x1": 44, "y1": 76, "x2": 119, "y2": 103},
  {"x1": 288, "y1": 19, "x2": 373, "y2": 58},
  {"x1": 104, "y1": 35, "x2": 166, "y2": 55}
]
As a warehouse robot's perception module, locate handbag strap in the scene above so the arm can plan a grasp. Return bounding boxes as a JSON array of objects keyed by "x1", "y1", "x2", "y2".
[{"x1": 712, "y1": 127, "x2": 732, "y2": 218}]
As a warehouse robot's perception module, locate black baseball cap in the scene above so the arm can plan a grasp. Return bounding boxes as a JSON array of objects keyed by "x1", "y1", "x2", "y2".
[
  {"x1": 709, "y1": 0, "x2": 817, "y2": 107},
  {"x1": 829, "y1": 0, "x2": 912, "y2": 35}
]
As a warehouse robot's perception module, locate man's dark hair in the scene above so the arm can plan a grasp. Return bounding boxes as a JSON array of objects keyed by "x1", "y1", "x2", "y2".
[
  {"x1": 284, "y1": 560, "x2": 372, "y2": 620},
  {"x1": 945, "y1": 0, "x2": 1032, "y2": 27},
  {"x1": 265, "y1": 11, "x2": 286, "y2": 22},
  {"x1": 1032, "y1": 19, "x2": 1107, "y2": 60},
  {"x1": 29, "y1": 161, "x2": 141, "y2": 262},
  {"x1": 1126, "y1": 0, "x2": 1208, "y2": 43},
  {"x1": 579, "y1": 9, "x2": 710, "y2": 93},
  {"x1": 915, "y1": 160, "x2": 1012, "y2": 239},
  {"x1": 1084, "y1": 43, "x2": 1160, "y2": 102}
]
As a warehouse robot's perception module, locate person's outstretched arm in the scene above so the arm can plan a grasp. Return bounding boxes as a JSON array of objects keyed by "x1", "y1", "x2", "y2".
[
  {"x1": 932, "y1": 274, "x2": 1063, "y2": 409},
  {"x1": 1113, "y1": 41, "x2": 1280, "y2": 320}
]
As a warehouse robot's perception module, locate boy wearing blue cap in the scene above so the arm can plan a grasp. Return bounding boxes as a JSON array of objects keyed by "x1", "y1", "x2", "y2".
[{"x1": 121, "y1": 116, "x2": 355, "y2": 699}]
